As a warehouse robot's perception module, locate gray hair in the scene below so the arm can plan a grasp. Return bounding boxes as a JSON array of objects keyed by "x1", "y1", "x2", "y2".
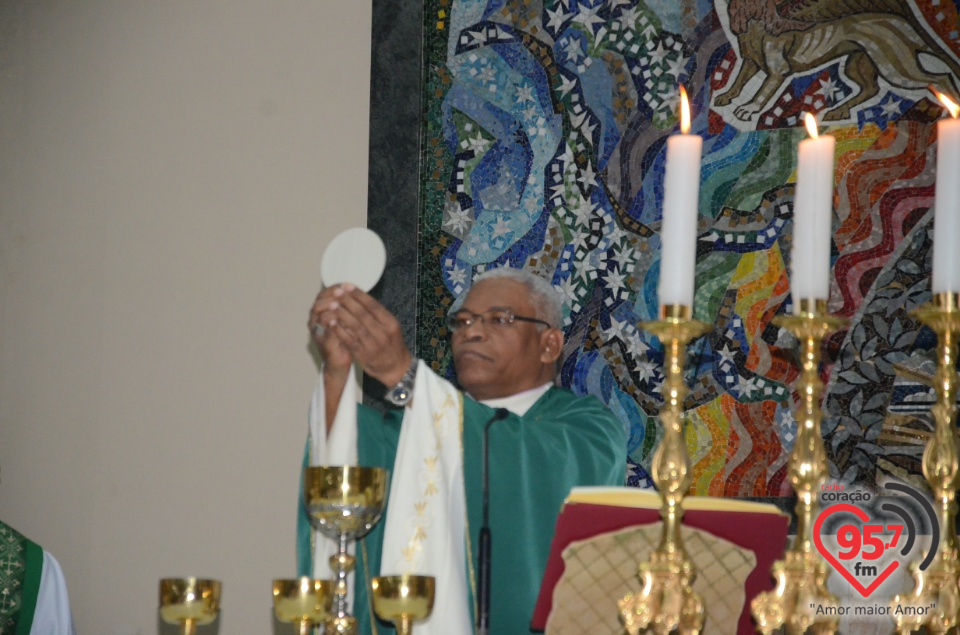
[{"x1": 473, "y1": 267, "x2": 563, "y2": 328}]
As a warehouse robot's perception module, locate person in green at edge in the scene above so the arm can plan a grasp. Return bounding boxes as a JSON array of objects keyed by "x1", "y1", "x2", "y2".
[
  {"x1": 298, "y1": 267, "x2": 626, "y2": 634},
  {"x1": 0, "y1": 520, "x2": 77, "y2": 635}
]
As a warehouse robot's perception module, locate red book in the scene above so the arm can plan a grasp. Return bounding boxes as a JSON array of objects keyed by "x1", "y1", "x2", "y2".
[{"x1": 531, "y1": 488, "x2": 789, "y2": 634}]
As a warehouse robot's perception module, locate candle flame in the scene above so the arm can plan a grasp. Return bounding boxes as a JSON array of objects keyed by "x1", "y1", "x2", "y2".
[
  {"x1": 679, "y1": 85, "x2": 690, "y2": 133},
  {"x1": 803, "y1": 112, "x2": 819, "y2": 139},
  {"x1": 931, "y1": 87, "x2": 960, "y2": 118}
]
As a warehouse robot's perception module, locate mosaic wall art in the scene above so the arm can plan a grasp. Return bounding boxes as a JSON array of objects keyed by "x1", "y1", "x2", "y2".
[{"x1": 413, "y1": 0, "x2": 960, "y2": 496}]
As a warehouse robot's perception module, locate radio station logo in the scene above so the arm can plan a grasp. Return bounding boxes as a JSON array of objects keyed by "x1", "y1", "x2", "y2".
[{"x1": 814, "y1": 482, "x2": 938, "y2": 598}]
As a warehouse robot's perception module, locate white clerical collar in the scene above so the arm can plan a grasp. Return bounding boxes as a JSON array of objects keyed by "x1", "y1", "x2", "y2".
[{"x1": 476, "y1": 382, "x2": 554, "y2": 417}]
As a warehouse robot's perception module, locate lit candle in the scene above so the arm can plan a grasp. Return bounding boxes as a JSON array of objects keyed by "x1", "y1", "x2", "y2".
[
  {"x1": 658, "y1": 86, "x2": 703, "y2": 308},
  {"x1": 932, "y1": 89, "x2": 960, "y2": 293},
  {"x1": 791, "y1": 113, "x2": 836, "y2": 313}
]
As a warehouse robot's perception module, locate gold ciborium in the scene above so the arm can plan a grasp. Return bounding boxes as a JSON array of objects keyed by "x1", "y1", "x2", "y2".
[
  {"x1": 273, "y1": 577, "x2": 335, "y2": 635},
  {"x1": 159, "y1": 578, "x2": 221, "y2": 635},
  {"x1": 618, "y1": 304, "x2": 711, "y2": 635},
  {"x1": 892, "y1": 292, "x2": 960, "y2": 634},
  {"x1": 303, "y1": 465, "x2": 388, "y2": 635},
  {"x1": 371, "y1": 574, "x2": 435, "y2": 635}
]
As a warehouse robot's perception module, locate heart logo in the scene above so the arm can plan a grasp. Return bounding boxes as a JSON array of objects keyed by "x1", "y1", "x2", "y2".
[{"x1": 813, "y1": 503, "x2": 899, "y2": 597}]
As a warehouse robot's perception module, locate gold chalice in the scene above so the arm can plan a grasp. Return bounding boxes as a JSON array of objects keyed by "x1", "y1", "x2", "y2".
[
  {"x1": 303, "y1": 465, "x2": 388, "y2": 635},
  {"x1": 273, "y1": 577, "x2": 334, "y2": 635},
  {"x1": 371, "y1": 575, "x2": 435, "y2": 635},
  {"x1": 159, "y1": 578, "x2": 221, "y2": 635}
]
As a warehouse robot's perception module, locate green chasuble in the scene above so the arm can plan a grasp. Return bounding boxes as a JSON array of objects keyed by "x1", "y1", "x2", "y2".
[
  {"x1": 299, "y1": 387, "x2": 626, "y2": 634},
  {"x1": 0, "y1": 521, "x2": 43, "y2": 635}
]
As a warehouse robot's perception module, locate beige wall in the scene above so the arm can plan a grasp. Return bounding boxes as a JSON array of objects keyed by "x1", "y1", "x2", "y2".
[{"x1": 0, "y1": 2, "x2": 371, "y2": 633}]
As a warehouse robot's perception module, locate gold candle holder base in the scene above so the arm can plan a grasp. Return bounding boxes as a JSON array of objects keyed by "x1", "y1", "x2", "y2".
[
  {"x1": 159, "y1": 578, "x2": 221, "y2": 635},
  {"x1": 619, "y1": 304, "x2": 711, "y2": 635},
  {"x1": 751, "y1": 299, "x2": 846, "y2": 635},
  {"x1": 891, "y1": 293, "x2": 960, "y2": 635},
  {"x1": 371, "y1": 574, "x2": 436, "y2": 635},
  {"x1": 751, "y1": 551, "x2": 835, "y2": 635}
]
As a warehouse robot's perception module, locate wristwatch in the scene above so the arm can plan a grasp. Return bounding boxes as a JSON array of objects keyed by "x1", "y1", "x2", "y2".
[{"x1": 386, "y1": 358, "x2": 419, "y2": 406}]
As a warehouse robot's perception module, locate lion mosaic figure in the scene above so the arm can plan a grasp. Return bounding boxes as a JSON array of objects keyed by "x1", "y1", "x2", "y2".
[{"x1": 714, "y1": 0, "x2": 960, "y2": 122}]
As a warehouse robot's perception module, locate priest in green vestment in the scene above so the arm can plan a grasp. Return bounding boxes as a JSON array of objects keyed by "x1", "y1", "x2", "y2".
[{"x1": 298, "y1": 268, "x2": 626, "y2": 634}]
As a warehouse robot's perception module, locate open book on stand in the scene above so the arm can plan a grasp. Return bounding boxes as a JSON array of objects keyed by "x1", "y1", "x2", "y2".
[{"x1": 531, "y1": 487, "x2": 790, "y2": 634}]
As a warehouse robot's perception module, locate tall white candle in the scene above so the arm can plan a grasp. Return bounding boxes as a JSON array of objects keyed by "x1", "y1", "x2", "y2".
[
  {"x1": 932, "y1": 91, "x2": 960, "y2": 293},
  {"x1": 659, "y1": 86, "x2": 703, "y2": 308},
  {"x1": 791, "y1": 113, "x2": 836, "y2": 313}
]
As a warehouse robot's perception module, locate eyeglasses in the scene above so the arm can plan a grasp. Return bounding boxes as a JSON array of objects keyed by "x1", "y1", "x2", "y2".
[{"x1": 446, "y1": 308, "x2": 553, "y2": 332}]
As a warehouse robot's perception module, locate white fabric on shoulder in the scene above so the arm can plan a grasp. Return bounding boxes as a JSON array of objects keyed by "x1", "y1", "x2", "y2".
[
  {"x1": 308, "y1": 367, "x2": 360, "y2": 466},
  {"x1": 31, "y1": 551, "x2": 77, "y2": 635},
  {"x1": 309, "y1": 361, "x2": 476, "y2": 634},
  {"x1": 307, "y1": 366, "x2": 361, "y2": 607},
  {"x1": 379, "y1": 361, "x2": 472, "y2": 635}
]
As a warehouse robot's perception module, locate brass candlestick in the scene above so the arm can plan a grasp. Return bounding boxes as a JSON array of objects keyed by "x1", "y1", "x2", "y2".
[
  {"x1": 159, "y1": 578, "x2": 221, "y2": 635},
  {"x1": 371, "y1": 574, "x2": 436, "y2": 635},
  {"x1": 891, "y1": 292, "x2": 960, "y2": 634},
  {"x1": 273, "y1": 577, "x2": 335, "y2": 635},
  {"x1": 303, "y1": 465, "x2": 388, "y2": 635},
  {"x1": 619, "y1": 304, "x2": 711, "y2": 635},
  {"x1": 751, "y1": 298, "x2": 845, "y2": 635}
]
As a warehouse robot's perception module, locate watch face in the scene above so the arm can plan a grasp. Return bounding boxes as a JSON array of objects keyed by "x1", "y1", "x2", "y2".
[
  {"x1": 387, "y1": 360, "x2": 418, "y2": 406},
  {"x1": 389, "y1": 384, "x2": 411, "y2": 405}
]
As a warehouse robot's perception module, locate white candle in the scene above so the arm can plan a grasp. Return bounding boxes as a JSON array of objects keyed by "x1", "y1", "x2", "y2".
[
  {"x1": 658, "y1": 86, "x2": 703, "y2": 308},
  {"x1": 932, "y1": 90, "x2": 960, "y2": 293},
  {"x1": 791, "y1": 113, "x2": 836, "y2": 313}
]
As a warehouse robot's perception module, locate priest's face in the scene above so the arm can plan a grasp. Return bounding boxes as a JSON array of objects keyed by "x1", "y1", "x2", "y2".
[{"x1": 450, "y1": 278, "x2": 562, "y2": 400}]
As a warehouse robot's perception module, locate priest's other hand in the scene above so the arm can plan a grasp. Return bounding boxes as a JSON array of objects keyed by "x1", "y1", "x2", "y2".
[{"x1": 313, "y1": 283, "x2": 412, "y2": 388}]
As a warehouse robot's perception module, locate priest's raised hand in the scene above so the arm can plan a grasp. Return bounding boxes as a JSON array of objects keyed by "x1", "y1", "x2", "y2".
[{"x1": 308, "y1": 282, "x2": 413, "y2": 430}]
